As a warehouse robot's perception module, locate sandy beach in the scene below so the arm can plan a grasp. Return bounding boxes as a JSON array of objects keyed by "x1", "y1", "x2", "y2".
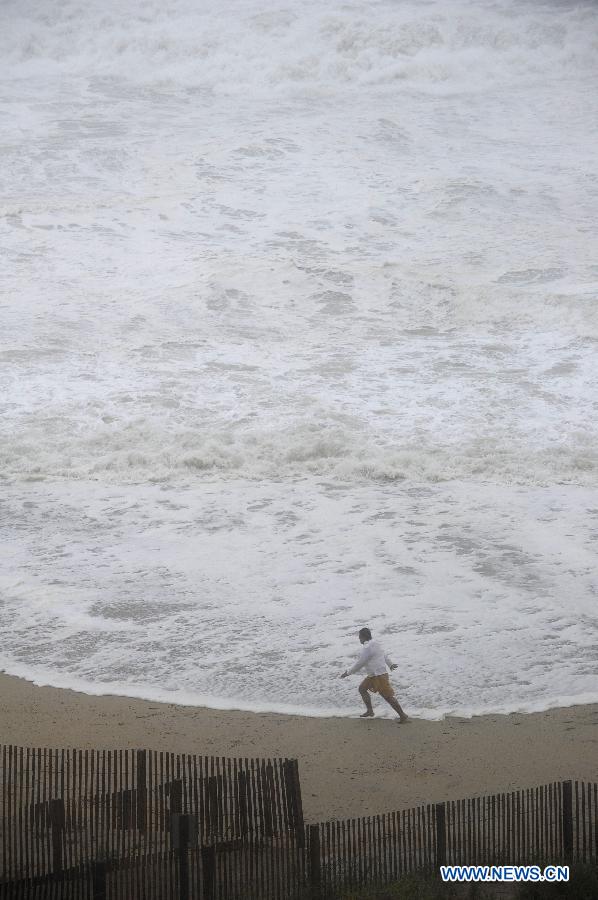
[{"x1": 1, "y1": 672, "x2": 597, "y2": 822}]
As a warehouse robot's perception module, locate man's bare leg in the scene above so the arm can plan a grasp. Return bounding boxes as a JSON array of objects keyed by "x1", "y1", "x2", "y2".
[
  {"x1": 384, "y1": 695, "x2": 409, "y2": 722},
  {"x1": 358, "y1": 680, "x2": 374, "y2": 717}
]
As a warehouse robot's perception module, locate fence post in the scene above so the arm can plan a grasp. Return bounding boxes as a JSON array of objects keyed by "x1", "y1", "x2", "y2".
[
  {"x1": 207, "y1": 775, "x2": 219, "y2": 838},
  {"x1": 284, "y1": 759, "x2": 305, "y2": 847},
  {"x1": 262, "y1": 763, "x2": 274, "y2": 838},
  {"x1": 171, "y1": 778, "x2": 183, "y2": 813},
  {"x1": 136, "y1": 749, "x2": 147, "y2": 832},
  {"x1": 49, "y1": 798, "x2": 65, "y2": 875},
  {"x1": 238, "y1": 770, "x2": 249, "y2": 836},
  {"x1": 171, "y1": 813, "x2": 197, "y2": 900},
  {"x1": 202, "y1": 844, "x2": 216, "y2": 900},
  {"x1": 435, "y1": 802, "x2": 446, "y2": 867},
  {"x1": 562, "y1": 781, "x2": 573, "y2": 860},
  {"x1": 91, "y1": 860, "x2": 107, "y2": 899},
  {"x1": 308, "y1": 824, "x2": 321, "y2": 898},
  {"x1": 169, "y1": 778, "x2": 183, "y2": 835},
  {"x1": 179, "y1": 815, "x2": 190, "y2": 900}
]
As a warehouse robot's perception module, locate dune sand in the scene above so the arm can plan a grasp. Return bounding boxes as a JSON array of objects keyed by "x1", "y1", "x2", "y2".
[{"x1": 1, "y1": 672, "x2": 597, "y2": 822}]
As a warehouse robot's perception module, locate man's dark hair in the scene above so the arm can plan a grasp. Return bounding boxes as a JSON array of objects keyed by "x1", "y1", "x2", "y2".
[{"x1": 359, "y1": 627, "x2": 372, "y2": 641}]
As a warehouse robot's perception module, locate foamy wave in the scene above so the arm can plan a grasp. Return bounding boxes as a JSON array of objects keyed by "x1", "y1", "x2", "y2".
[
  {"x1": 3, "y1": 419, "x2": 597, "y2": 486},
  {"x1": 1, "y1": 0, "x2": 596, "y2": 727},
  {"x1": 1, "y1": 0, "x2": 595, "y2": 94}
]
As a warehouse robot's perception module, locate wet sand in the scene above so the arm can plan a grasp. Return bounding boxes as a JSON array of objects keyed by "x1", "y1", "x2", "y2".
[{"x1": 1, "y1": 673, "x2": 597, "y2": 821}]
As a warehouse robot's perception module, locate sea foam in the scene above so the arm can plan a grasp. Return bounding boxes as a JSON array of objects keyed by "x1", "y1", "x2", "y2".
[{"x1": 1, "y1": 0, "x2": 597, "y2": 718}]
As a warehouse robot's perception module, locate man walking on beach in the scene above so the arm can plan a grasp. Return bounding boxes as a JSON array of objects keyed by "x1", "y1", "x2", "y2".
[{"x1": 341, "y1": 627, "x2": 408, "y2": 721}]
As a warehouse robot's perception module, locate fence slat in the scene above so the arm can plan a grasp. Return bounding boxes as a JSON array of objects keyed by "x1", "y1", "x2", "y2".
[
  {"x1": 435, "y1": 802, "x2": 446, "y2": 867},
  {"x1": 562, "y1": 780, "x2": 573, "y2": 860}
]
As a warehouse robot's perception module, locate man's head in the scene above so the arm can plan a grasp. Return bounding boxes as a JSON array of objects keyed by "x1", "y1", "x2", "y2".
[{"x1": 358, "y1": 627, "x2": 372, "y2": 644}]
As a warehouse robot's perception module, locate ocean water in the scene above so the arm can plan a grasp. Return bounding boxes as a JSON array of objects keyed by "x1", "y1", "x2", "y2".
[{"x1": 1, "y1": 0, "x2": 597, "y2": 719}]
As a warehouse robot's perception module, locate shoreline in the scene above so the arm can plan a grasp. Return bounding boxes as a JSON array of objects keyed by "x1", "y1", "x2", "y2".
[
  {"x1": 1, "y1": 672, "x2": 597, "y2": 822},
  {"x1": 3, "y1": 662, "x2": 596, "y2": 723}
]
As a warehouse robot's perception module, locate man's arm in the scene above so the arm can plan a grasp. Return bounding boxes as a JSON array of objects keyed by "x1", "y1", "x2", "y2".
[
  {"x1": 341, "y1": 644, "x2": 371, "y2": 678},
  {"x1": 384, "y1": 652, "x2": 398, "y2": 672}
]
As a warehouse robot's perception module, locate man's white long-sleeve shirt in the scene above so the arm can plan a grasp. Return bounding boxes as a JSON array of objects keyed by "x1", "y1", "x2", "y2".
[{"x1": 346, "y1": 640, "x2": 394, "y2": 676}]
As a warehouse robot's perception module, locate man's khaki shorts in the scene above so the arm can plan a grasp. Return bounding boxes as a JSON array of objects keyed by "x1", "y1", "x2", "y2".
[{"x1": 362, "y1": 673, "x2": 395, "y2": 699}]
